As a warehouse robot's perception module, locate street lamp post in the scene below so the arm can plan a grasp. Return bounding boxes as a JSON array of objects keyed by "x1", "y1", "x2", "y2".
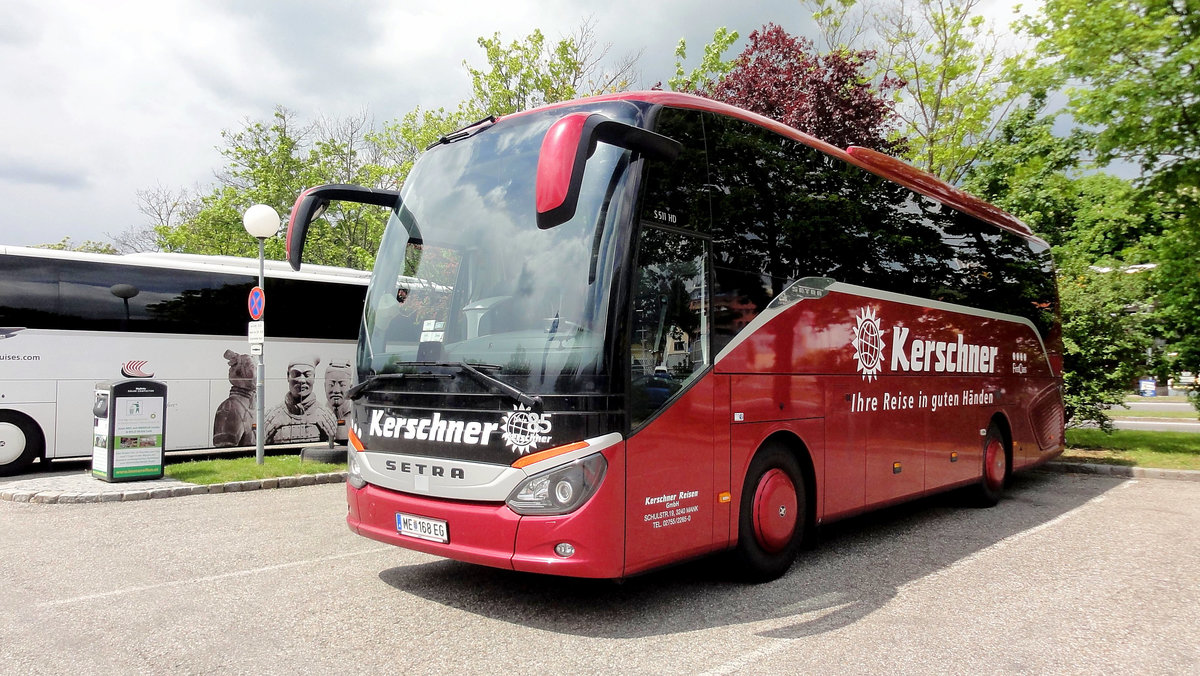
[{"x1": 242, "y1": 204, "x2": 280, "y2": 465}]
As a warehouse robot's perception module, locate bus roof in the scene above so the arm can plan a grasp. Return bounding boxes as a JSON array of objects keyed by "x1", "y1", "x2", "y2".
[
  {"x1": 0, "y1": 246, "x2": 371, "y2": 285},
  {"x1": 504, "y1": 91, "x2": 1040, "y2": 242}
]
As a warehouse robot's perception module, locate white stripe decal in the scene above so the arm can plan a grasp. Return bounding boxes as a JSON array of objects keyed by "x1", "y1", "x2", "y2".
[{"x1": 714, "y1": 281, "x2": 1055, "y2": 376}]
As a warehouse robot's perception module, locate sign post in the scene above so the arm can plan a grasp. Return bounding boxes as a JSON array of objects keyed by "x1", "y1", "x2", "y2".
[
  {"x1": 248, "y1": 302, "x2": 265, "y2": 464},
  {"x1": 243, "y1": 204, "x2": 279, "y2": 465}
]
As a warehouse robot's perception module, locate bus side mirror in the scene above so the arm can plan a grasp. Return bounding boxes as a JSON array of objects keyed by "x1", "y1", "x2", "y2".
[
  {"x1": 286, "y1": 184, "x2": 402, "y2": 270},
  {"x1": 535, "y1": 113, "x2": 682, "y2": 230}
]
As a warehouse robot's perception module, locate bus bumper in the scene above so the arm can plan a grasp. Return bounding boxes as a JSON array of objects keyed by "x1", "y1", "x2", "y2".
[{"x1": 346, "y1": 462, "x2": 626, "y2": 578}]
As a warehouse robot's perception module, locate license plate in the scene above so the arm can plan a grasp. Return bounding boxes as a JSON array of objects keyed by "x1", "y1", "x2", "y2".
[{"x1": 396, "y1": 512, "x2": 449, "y2": 544}]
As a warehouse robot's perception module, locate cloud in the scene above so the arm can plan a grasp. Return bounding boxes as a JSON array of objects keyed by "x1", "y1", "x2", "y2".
[
  {"x1": 0, "y1": 156, "x2": 89, "y2": 190},
  {"x1": 0, "y1": 12, "x2": 39, "y2": 47},
  {"x1": 0, "y1": 0, "x2": 807, "y2": 247},
  {"x1": 0, "y1": 0, "x2": 1025, "y2": 249}
]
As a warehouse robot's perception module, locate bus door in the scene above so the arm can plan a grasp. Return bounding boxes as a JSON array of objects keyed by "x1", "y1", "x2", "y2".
[{"x1": 624, "y1": 226, "x2": 719, "y2": 574}]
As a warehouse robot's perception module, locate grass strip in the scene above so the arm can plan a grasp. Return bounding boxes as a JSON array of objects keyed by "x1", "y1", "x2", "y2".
[
  {"x1": 1107, "y1": 408, "x2": 1199, "y2": 420},
  {"x1": 165, "y1": 455, "x2": 345, "y2": 485},
  {"x1": 1064, "y1": 429, "x2": 1200, "y2": 471}
]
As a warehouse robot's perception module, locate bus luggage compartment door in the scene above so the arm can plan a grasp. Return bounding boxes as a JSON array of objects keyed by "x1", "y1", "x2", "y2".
[{"x1": 623, "y1": 375, "x2": 717, "y2": 576}]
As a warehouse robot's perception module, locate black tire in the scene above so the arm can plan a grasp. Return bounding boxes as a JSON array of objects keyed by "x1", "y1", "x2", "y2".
[
  {"x1": 735, "y1": 442, "x2": 807, "y2": 582},
  {"x1": 974, "y1": 424, "x2": 1009, "y2": 507},
  {"x1": 0, "y1": 411, "x2": 44, "y2": 477}
]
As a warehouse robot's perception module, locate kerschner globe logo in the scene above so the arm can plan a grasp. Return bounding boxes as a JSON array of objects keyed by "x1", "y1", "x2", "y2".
[
  {"x1": 500, "y1": 404, "x2": 553, "y2": 456},
  {"x1": 852, "y1": 307, "x2": 886, "y2": 382}
]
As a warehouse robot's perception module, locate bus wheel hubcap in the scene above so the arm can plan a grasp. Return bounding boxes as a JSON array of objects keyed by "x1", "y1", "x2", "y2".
[
  {"x1": 0, "y1": 422, "x2": 26, "y2": 465},
  {"x1": 985, "y1": 438, "x2": 1005, "y2": 491},
  {"x1": 752, "y1": 468, "x2": 798, "y2": 553}
]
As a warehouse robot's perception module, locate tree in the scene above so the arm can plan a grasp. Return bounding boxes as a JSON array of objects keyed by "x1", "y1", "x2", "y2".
[
  {"x1": 807, "y1": 0, "x2": 873, "y2": 52},
  {"x1": 1148, "y1": 198, "x2": 1200, "y2": 390},
  {"x1": 689, "y1": 23, "x2": 907, "y2": 153},
  {"x1": 302, "y1": 110, "x2": 402, "y2": 268},
  {"x1": 961, "y1": 94, "x2": 1084, "y2": 236},
  {"x1": 797, "y1": 0, "x2": 1020, "y2": 181},
  {"x1": 964, "y1": 96, "x2": 1164, "y2": 427},
  {"x1": 668, "y1": 27, "x2": 740, "y2": 93},
  {"x1": 963, "y1": 93, "x2": 1162, "y2": 261},
  {"x1": 463, "y1": 20, "x2": 639, "y2": 118},
  {"x1": 105, "y1": 184, "x2": 195, "y2": 253},
  {"x1": 369, "y1": 107, "x2": 468, "y2": 188},
  {"x1": 1056, "y1": 263, "x2": 1155, "y2": 430},
  {"x1": 157, "y1": 107, "x2": 314, "y2": 260},
  {"x1": 150, "y1": 106, "x2": 404, "y2": 268},
  {"x1": 465, "y1": 29, "x2": 579, "y2": 117},
  {"x1": 149, "y1": 24, "x2": 639, "y2": 269},
  {"x1": 1016, "y1": 0, "x2": 1200, "y2": 196},
  {"x1": 34, "y1": 237, "x2": 119, "y2": 255},
  {"x1": 1017, "y1": 0, "x2": 1200, "y2": 408},
  {"x1": 870, "y1": 0, "x2": 1016, "y2": 182}
]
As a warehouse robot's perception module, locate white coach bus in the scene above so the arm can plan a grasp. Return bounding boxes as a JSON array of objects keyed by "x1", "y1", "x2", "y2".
[{"x1": 0, "y1": 245, "x2": 368, "y2": 475}]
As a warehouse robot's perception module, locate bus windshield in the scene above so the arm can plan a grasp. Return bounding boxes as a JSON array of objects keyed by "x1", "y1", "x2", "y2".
[{"x1": 359, "y1": 103, "x2": 642, "y2": 396}]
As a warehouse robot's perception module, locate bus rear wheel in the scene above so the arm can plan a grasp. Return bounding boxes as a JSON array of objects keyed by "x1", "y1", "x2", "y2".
[
  {"x1": 0, "y1": 411, "x2": 44, "y2": 476},
  {"x1": 735, "y1": 443, "x2": 806, "y2": 582},
  {"x1": 974, "y1": 425, "x2": 1009, "y2": 507}
]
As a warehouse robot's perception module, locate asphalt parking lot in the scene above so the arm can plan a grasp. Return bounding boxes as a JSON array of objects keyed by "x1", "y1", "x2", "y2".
[{"x1": 1, "y1": 470, "x2": 1197, "y2": 674}]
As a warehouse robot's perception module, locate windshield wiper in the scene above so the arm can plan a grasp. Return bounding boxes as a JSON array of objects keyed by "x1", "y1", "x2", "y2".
[
  {"x1": 346, "y1": 371, "x2": 452, "y2": 401},
  {"x1": 455, "y1": 361, "x2": 543, "y2": 409},
  {"x1": 426, "y1": 116, "x2": 497, "y2": 149},
  {"x1": 347, "y1": 362, "x2": 542, "y2": 409}
]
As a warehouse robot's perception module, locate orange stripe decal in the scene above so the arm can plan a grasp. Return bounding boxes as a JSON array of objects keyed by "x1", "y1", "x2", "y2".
[
  {"x1": 512, "y1": 441, "x2": 589, "y2": 469},
  {"x1": 348, "y1": 428, "x2": 365, "y2": 452}
]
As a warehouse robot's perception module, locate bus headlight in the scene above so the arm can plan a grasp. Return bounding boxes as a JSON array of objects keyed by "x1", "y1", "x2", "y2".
[
  {"x1": 506, "y1": 453, "x2": 607, "y2": 516},
  {"x1": 346, "y1": 449, "x2": 367, "y2": 489}
]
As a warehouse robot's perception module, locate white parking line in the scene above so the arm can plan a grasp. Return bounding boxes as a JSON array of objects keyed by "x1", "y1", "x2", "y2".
[
  {"x1": 38, "y1": 546, "x2": 391, "y2": 608},
  {"x1": 908, "y1": 479, "x2": 1135, "y2": 586},
  {"x1": 699, "y1": 479, "x2": 1136, "y2": 675}
]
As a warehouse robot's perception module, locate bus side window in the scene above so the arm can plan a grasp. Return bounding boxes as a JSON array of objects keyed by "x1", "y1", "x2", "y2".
[
  {"x1": 630, "y1": 108, "x2": 715, "y2": 427},
  {"x1": 642, "y1": 108, "x2": 711, "y2": 235},
  {"x1": 630, "y1": 226, "x2": 710, "y2": 427}
]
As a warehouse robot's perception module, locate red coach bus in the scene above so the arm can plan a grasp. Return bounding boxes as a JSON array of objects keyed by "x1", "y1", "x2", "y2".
[{"x1": 285, "y1": 92, "x2": 1063, "y2": 581}]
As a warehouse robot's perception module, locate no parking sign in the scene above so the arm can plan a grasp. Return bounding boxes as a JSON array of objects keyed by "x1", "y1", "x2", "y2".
[{"x1": 248, "y1": 286, "x2": 265, "y2": 320}]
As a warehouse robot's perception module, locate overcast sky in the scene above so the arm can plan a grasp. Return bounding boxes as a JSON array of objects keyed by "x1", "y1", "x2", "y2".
[{"x1": 0, "y1": 0, "x2": 1024, "y2": 249}]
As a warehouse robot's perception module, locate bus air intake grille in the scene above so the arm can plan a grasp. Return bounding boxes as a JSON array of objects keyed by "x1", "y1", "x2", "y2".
[{"x1": 1030, "y1": 387, "x2": 1065, "y2": 451}]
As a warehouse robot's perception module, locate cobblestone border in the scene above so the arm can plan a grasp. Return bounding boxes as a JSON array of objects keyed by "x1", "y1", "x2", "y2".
[
  {"x1": 0, "y1": 472, "x2": 347, "y2": 504},
  {"x1": 1039, "y1": 462, "x2": 1200, "y2": 482}
]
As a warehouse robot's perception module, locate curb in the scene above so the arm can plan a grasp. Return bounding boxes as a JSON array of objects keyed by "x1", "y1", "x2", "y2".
[
  {"x1": 5, "y1": 463, "x2": 1197, "y2": 505},
  {"x1": 0, "y1": 472, "x2": 347, "y2": 505},
  {"x1": 1038, "y1": 462, "x2": 1200, "y2": 482}
]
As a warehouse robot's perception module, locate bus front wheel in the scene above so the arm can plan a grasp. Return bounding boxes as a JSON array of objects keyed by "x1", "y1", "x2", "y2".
[
  {"x1": 0, "y1": 411, "x2": 44, "y2": 477},
  {"x1": 735, "y1": 443, "x2": 807, "y2": 582}
]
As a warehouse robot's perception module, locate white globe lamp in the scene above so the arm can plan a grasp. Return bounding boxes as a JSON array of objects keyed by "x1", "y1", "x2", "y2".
[{"x1": 242, "y1": 204, "x2": 280, "y2": 239}]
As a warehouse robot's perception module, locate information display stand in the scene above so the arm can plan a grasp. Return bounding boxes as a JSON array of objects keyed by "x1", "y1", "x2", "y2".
[{"x1": 92, "y1": 380, "x2": 167, "y2": 482}]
